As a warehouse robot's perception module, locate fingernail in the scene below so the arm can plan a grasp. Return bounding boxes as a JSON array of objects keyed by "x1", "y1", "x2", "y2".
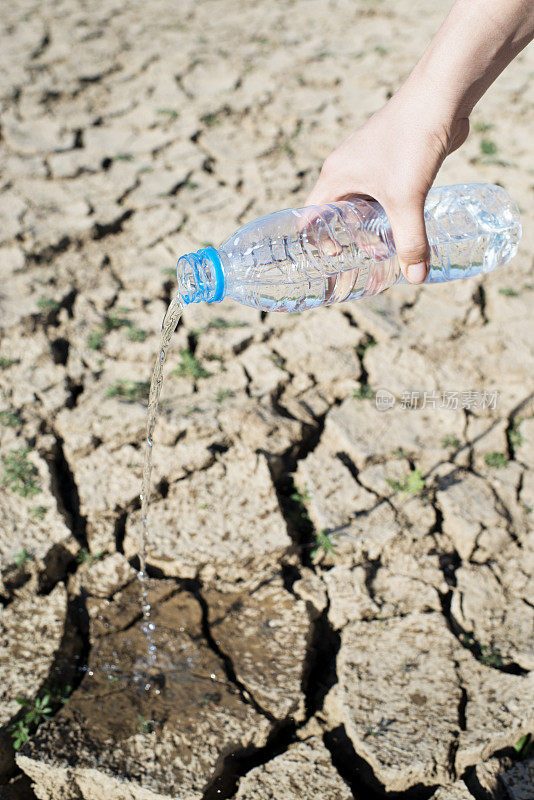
[{"x1": 406, "y1": 261, "x2": 428, "y2": 284}]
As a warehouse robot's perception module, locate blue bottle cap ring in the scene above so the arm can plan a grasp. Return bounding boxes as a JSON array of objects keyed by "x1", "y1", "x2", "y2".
[{"x1": 197, "y1": 246, "x2": 225, "y2": 303}]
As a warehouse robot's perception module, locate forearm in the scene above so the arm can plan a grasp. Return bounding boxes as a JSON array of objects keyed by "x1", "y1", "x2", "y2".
[{"x1": 401, "y1": 0, "x2": 534, "y2": 121}]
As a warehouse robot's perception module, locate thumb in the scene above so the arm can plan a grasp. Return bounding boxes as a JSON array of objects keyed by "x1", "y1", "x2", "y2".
[{"x1": 386, "y1": 196, "x2": 430, "y2": 284}]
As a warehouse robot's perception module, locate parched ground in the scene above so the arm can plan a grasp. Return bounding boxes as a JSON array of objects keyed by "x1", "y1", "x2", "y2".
[{"x1": 0, "y1": 0, "x2": 533, "y2": 798}]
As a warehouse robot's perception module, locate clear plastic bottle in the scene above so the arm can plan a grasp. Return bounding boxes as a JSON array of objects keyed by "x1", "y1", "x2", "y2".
[{"x1": 176, "y1": 183, "x2": 521, "y2": 312}]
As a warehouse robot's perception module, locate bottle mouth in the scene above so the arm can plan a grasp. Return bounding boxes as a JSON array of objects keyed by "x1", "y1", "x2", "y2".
[{"x1": 176, "y1": 246, "x2": 225, "y2": 305}]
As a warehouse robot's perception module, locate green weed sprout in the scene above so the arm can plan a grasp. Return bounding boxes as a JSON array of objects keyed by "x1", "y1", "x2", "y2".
[
  {"x1": 37, "y1": 297, "x2": 59, "y2": 313},
  {"x1": 173, "y1": 349, "x2": 210, "y2": 379},
  {"x1": 441, "y1": 435, "x2": 461, "y2": 449},
  {"x1": 387, "y1": 468, "x2": 425, "y2": 495},
  {"x1": 312, "y1": 530, "x2": 336, "y2": 558},
  {"x1": 0, "y1": 409, "x2": 20, "y2": 428},
  {"x1": 76, "y1": 547, "x2": 104, "y2": 567},
  {"x1": 14, "y1": 548, "x2": 33, "y2": 567},
  {"x1": 508, "y1": 419, "x2": 523, "y2": 449},
  {"x1": 2, "y1": 448, "x2": 41, "y2": 498},
  {"x1": 137, "y1": 714, "x2": 154, "y2": 734},
  {"x1": 9, "y1": 687, "x2": 72, "y2": 750},
  {"x1": 353, "y1": 384, "x2": 374, "y2": 400},
  {"x1": 484, "y1": 451, "x2": 508, "y2": 469},
  {"x1": 106, "y1": 380, "x2": 150, "y2": 402}
]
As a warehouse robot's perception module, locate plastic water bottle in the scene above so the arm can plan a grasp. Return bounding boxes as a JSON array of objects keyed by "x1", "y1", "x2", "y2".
[{"x1": 176, "y1": 183, "x2": 521, "y2": 312}]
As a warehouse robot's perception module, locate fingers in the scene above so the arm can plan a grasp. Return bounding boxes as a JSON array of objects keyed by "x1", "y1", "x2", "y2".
[
  {"x1": 386, "y1": 196, "x2": 430, "y2": 284},
  {"x1": 305, "y1": 144, "x2": 432, "y2": 284}
]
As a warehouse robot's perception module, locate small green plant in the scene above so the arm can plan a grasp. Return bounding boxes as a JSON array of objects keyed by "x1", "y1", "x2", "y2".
[
  {"x1": 498, "y1": 287, "x2": 519, "y2": 297},
  {"x1": 161, "y1": 267, "x2": 177, "y2": 278},
  {"x1": 441, "y1": 435, "x2": 461, "y2": 449},
  {"x1": 76, "y1": 547, "x2": 104, "y2": 567},
  {"x1": 459, "y1": 633, "x2": 504, "y2": 667},
  {"x1": 88, "y1": 329, "x2": 105, "y2": 350},
  {"x1": 362, "y1": 716, "x2": 394, "y2": 739},
  {"x1": 9, "y1": 719, "x2": 30, "y2": 750},
  {"x1": 508, "y1": 418, "x2": 523, "y2": 450},
  {"x1": 104, "y1": 313, "x2": 130, "y2": 331},
  {"x1": 479, "y1": 644, "x2": 504, "y2": 668},
  {"x1": 374, "y1": 45, "x2": 388, "y2": 56},
  {"x1": 156, "y1": 108, "x2": 180, "y2": 119},
  {"x1": 53, "y1": 685, "x2": 72, "y2": 705},
  {"x1": 173, "y1": 349, "x2": 210, "y2": 379},
  {"x1": 8, "y1": 686, "x2": 71, "y2": 750},
  {"x1": 474, "y1": 121, "x2": 494, "y2": 133},
  {"x1": 355, "y1": 338, "x2": 377, "y2": 359},
  {"x1": 106, "y1": 380, "x2": 150, "y2": 402},
  {"x1": 0, "y1": 409, "x2": 20, "y2": 427},
  {"x1": 14, "y1": 548, "x2": 33, "y2": 567},
  {"x1": 484, "y1": 451, "x2": 508, "y2": 469},
  {"x1": 459, "y1": 632, "x2": 474, "y2": 648},
  {"x1": 480, "y1": 139, "x2": 497, "y2": 156},
  {"x1": 0, "y1": 357, "x2": 14, "y2": 369},
  {"x1": 514, "y1": 734, "x2": 533, "y2": 759},
  {"x1": 37, "y1": 297, "x2": 59, "y2": 313},
  {"x1": 115, "y1": 153, "x2": 134, "y2": 161},
  {"x1": 215, "y1": 388, "x2": 233, "y2": 403},
  {"x1": 208, "y1": 317, "x2": 247, "y2": 330},
  {"x1": 88, "y1": 313, "x2": 145, "y2": 350},
  {"x1": 387, "y1": 468, "x2": 425, "y2": 495},
  {"x1": 290, "y1": 484, "x2": 311, "y2": 505},
  {"x1": 20, "y1": 695, "x2": 52, "y2": 724},
  {"x1": 1, "y1": 448, "x2": 41, "y2": 498},
  {"x1": 127, "y1": 326, "x2": 147, "y2": 342},
  {"x1": 201, "y1": 112, "x2": 221, "y2": 127},
  {"x1": 288, "y1": 483, "x2": 312, "y2": 530},
  {"x1": 137, "y1": 714, "x2": 154, "y2": 734},
  {"x1": 311, "y1": 529, "x2": 336, "y2": 558},
  {"x1": 353, "y1": 384, "x2": 374, "y2": 400},
  {"x1": 283, "y1": 142, "x2": 295, "y2": 157},
  {"x1": 9, "y1": 695, "x2": 52, "y2": 750},
  {"x1": 30, "y1": 505, "x2": 47, "y2": 520}
]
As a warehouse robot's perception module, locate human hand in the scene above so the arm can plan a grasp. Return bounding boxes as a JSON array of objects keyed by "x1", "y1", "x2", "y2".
[{"x1": 305, "y1": 89, "x2": 469, "y2": 284}]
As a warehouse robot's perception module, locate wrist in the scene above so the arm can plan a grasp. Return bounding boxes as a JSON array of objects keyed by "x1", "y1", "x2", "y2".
[{"x1": 390, "y1": 70, "x2": 466, "y2": 135}]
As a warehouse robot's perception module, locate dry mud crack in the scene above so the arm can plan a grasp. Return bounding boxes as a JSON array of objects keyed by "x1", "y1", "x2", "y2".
[{"x1": 1, "y1": 0, "x2": 534, "y2": 798}]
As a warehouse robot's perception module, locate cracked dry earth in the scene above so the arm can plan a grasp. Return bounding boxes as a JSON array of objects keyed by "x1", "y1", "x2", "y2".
[{"x1": 0, "y1": 0, "x2": 533, "y2": 798}]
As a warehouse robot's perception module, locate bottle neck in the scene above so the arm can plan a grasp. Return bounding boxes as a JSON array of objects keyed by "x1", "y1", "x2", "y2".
[{"x1": 176, "y1": 246, "x2": 226, "y2": 305}]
